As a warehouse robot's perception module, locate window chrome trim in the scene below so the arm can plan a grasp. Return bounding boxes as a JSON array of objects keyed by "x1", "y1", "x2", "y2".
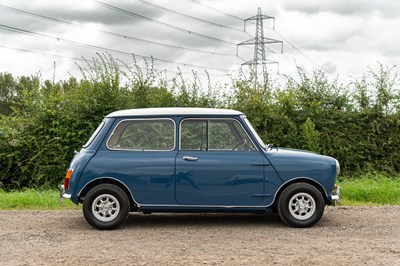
[
  {"x1": 178, "y1": 117, "x2": 259, "y2": 152},
  {"x1": 243, "y1": 116, "x2": 266, "y2": 149},
  {"x1": 106, "y1": 118, "x2": 176, "y2": 151}
]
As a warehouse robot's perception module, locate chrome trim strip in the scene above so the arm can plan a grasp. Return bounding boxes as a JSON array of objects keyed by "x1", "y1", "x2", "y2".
[
  {"x1": 242, "y1": 116, "x2": 267, "y2": 150},
  {"x1": 139, "y1": 178, "x2": 328, "y2": 209},
  {"x1": 140, "y1": 204, "x2": 265, "y2": 209},
  {"x1": 266, "y1": 177, "x2": 330, "y2": 207},
  {"x1": 106, "y1": 118, "x2": 176, "y2": 152},
  {"x1": 252, "y1": 194, "x2": 272, "y2": 197}
]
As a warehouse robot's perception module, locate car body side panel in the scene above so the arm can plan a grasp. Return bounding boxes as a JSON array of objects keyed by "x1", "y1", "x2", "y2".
[
  {"x1": 265, "y1": 148, "x2": 337, "y2": 195},
  {"x1": 175, "y1": 151, "x2": 266, "y2": 206},
  {"x1": 75, "y1": 150, "x2": 178, "y2": 205}
]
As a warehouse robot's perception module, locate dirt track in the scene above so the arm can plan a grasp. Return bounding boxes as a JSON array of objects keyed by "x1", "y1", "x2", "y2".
[{"x1": 1, "y1": 206, "x2": 400, "y2": 265}]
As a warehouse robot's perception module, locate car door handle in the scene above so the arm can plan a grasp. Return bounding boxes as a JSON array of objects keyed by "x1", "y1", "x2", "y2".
[{"x1": 183, "y1": 156, "x2": 198, "y2": 161}]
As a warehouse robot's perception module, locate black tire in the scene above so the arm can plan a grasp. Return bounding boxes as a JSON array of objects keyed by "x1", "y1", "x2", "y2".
[
  {"x1": 83, "y1": 184, "x2": 130, "y2": 230},
  {"x1": 277, "y1": 182, "x2": 325, "y2": 228}
]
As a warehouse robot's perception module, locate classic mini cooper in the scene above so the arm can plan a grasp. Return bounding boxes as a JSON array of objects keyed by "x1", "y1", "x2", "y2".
[{"x1": 61, "y1": 108, "x2": 340, "y2": 230}]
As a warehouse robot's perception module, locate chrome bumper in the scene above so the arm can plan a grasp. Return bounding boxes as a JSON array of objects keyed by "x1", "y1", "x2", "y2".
[
  {"x1": 331, "y1": 185, "x2": 341, "y2": 206},
  {"x1": 60, "y1": 185, "x2": 72, "y2": 202}
]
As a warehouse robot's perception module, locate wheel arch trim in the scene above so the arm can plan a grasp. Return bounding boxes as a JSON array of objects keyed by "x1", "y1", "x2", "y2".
[
  {"x1": 78, "y1": 177, "x2": 140, "y2": 207},
  {"x1": 268, "y1": 177, "x2": 329, "y2": 207}
]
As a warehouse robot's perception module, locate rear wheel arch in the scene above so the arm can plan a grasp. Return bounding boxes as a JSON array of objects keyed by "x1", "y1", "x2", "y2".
[
  {"x1": 83, "y1": 183, "x2": 130, "y2": 230},
  {"x1": 79, "y1": 177, "x2": 138, "y2": 211}
]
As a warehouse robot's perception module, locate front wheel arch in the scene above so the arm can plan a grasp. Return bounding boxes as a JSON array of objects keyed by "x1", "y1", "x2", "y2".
[{"x1": 272, "y1": 178, "x2": 329, "y2": 210}]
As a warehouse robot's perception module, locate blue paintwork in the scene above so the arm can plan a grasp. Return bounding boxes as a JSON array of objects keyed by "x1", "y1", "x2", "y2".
[
  {"x1": 78, "y1": 150, "x2": 177, "y2": 205},
  {"x1": 265, "y1": 148, "x2": 337, "y2": 197},
  {"x1": 176, "y1": 150, "x2": 265, "y2": 206},
  {"x1": 63, "y1": 109, "x2": 339, "y2": 211}
]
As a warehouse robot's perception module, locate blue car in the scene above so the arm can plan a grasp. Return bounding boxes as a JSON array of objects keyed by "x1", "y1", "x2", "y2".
[{"x1": 61, "y1": 108, "x2": 340, "y2": 230}]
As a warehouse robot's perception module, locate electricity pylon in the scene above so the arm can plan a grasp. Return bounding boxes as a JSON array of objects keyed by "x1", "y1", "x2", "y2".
[{"x1": 238, "y1": 7, "x2": 283, "y2": 88}]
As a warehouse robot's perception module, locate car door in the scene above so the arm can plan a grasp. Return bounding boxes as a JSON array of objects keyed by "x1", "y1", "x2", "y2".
[{"x1": 175, "y1": 118, "x2": 265, "y2": 206}]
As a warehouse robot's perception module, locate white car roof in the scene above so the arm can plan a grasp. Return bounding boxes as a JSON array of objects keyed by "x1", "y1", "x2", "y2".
[{"x1": 106, "y1": 107, "x2": 243, "y2": 117}]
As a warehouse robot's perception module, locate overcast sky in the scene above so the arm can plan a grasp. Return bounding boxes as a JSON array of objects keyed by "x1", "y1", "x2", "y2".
[{"x1": 0, "y1": 0, "x2": 399, "y2": 85}]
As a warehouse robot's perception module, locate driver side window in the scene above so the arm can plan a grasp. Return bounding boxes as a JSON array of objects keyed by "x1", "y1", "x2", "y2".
[{"x1": 180, "y1": 119, "x2": 255, "y2": 151}]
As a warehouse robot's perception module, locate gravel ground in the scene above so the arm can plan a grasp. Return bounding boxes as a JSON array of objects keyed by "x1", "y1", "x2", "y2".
[{"x1": 1, "y1": 206, "x2": 400, "y2": 265}]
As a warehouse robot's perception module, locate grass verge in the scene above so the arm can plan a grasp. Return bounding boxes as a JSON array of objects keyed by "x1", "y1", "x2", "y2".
[
  {"x1": 338, "y1": 172, "x2": 400, "y2": 206},
  {"x1": 0, "y1": 189, "x2": 80, "y2": 210},
  {"x1": 0, "y1": 173, "x2": 399, "y2": 210}
]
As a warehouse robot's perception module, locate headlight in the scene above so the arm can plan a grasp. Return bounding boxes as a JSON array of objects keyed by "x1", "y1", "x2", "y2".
[{"x1": 335, "y1": 159, "x2": 340, "y2": 178}]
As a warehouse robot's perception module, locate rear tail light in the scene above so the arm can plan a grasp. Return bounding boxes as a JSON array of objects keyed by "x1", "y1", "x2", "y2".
[{"x1": 64, "y1": 169, "x2": 73, "y2": 190}]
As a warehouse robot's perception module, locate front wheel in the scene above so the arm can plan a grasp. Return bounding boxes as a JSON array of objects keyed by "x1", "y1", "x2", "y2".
[
  {"x1": 277, "y1": 183, "x2": 325, "y2": 228},
  {"x1": 83, "y1": 184, "x2": 130, "y2": 230}
]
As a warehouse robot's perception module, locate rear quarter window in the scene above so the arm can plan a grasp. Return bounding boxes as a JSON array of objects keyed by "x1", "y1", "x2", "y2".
[{"x1": 107, "y1": 119, "x2": 175, "y2": 151}]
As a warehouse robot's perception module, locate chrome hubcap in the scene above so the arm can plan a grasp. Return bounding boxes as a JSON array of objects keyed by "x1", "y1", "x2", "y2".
[
  {"x1": 92, "y1": 194, "x2": 120, "y2": 222},
  {"x1": 288, "y1": 192, "x2": 316, "y2": 220}
]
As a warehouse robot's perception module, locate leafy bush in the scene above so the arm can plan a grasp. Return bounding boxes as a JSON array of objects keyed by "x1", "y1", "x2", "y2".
[{"x1": 0, "y1": 54, "x2": 399, "y2": 189}]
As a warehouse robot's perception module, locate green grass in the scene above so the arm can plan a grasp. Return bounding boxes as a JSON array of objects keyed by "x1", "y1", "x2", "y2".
[
  {"x1": 0, "y1": 173, "x2": 400, "y2": 209},
  {"x1": 338, "y1": 173, "x2": 400, "y2": 206},
  {"x1": 0, "y1": 189, "x2": 80, "y2": 210}
]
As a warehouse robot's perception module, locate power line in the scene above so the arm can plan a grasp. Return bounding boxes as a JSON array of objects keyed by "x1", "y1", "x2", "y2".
[
  {"x1": 0, "y1": 4, "x2": 240, "y2": 59},
  {"x1": 0, "y1": 44, "x2": 227, "y2": 78},
  {"x1": 138, "y1": 0, "x2": 245, "y2": 33},
  {"x1": 274, "y1": 30, "x2": 320, "y2": 68},
  {"x1": 94, "y1": 0, "x2": 238, "y2": 46},
  {"x1": 185, "y1": 0, "x2": 244, "y2": 22},
  {"x1": 0, "y1": 44, "x2": 89, "y2": 62},
  {"x1": 184, "y1": 0, "x2": 319, "y2": 68},
  {"x1": 0, "y1": 24, "x2": 231, "y2": 72}
]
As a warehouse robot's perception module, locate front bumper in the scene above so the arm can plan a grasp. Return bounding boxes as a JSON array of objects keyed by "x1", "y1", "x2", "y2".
[
  {"x1": 330, "y1": 184, "x2": 341, "y2": 206},
  {"x1": 60, "y1": 185, "x2": 72, "y2": 202}
]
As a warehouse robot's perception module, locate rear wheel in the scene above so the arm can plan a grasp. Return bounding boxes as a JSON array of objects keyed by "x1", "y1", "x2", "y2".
[
  {"x1": 83, "y1": 184, "x2": 130, "y2": 230},
  {"x1": 277, "y1": 183, "x2": 325, "y2": 228}
]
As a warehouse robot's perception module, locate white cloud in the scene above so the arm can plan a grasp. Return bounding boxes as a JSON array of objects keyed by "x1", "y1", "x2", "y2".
[{"x1": 0, "y1": 0, "x2": 398, "y2": 84}]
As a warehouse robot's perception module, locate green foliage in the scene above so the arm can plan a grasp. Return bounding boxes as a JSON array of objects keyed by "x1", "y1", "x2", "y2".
[
  {"x1": 301, "y1": 118, "x2": 320, "y2": 152},
  {"x1": 0, "y1": 54, "x2": 400, "y2": 190},
  {"x1": 339, "y1": 173, "x2": 400, "y2": 205},
  {"x1": 0, "y1": 54, "x2": 219, "y2": 189},
  {"x1": 0, "y1": 189, "x2": 79, "y2": 210},
  {"x1": 0, "y1": 72, "x2": 18, "y2": 115}
]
